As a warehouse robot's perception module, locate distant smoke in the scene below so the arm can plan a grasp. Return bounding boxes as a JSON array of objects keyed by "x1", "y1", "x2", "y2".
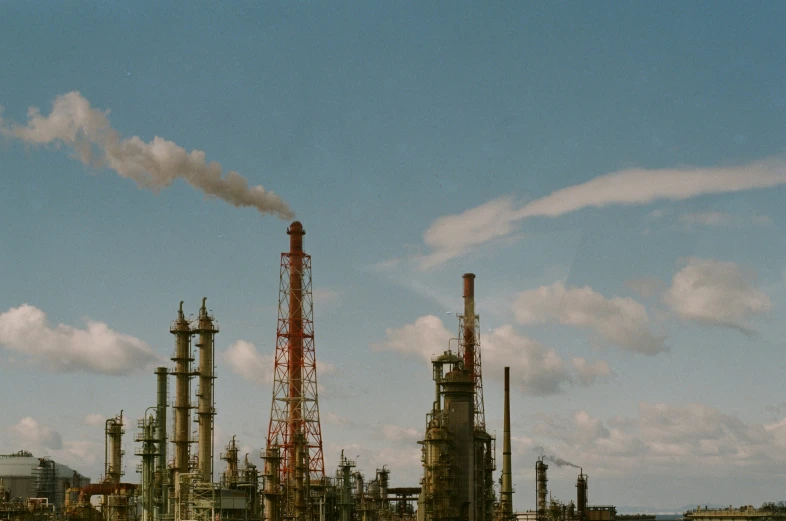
[
  {"x1": 1, "y1": 91, "x2": 294, "y2": 219},
  {"x1": 534, "y1": 446, "x2": 581, "y2": 469}
]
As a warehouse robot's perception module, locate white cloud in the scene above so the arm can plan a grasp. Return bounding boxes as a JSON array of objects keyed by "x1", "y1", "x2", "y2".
[
  {"x1": 1, "y1": 91, "x2": 293, "y2": 219},
  {"x1": 527, "y1": 403, "x2": 786, "y2": 476},
  {"x1": 0, "y1": 304, "x2": 161, "y2": 375},
  {"x1": 84, "y1": 414, "x2": 105, "y2": 427},
  {"x1": 374, "y1": 316, "x2": 610, "y2": 395},
  {"x1": 224, "y1": 340, "x2": 334, "y2": 387},
  {"x1": 571, "y1": 357, "x2": 614, "y2": 385},
  {"x1": 663, "y1": 258, "x2": 771, "y2": 333},
  {"x1": 415, "y1": 158, "x2": 786, "y2": 268},
  {"x1": 419, "y1": 196, "x2": 526, "y2": 269},
  {"x1": 10, "y1": 417, "x2": 62, "y2": 450},
  {"x1": 224, "y1": 340, "x2": 274, "y2": 385},
  {"x1": 482, "y1": 325, "x2": 571, "y2": 396},
  {"x1": 373, "y1": 315, "x2": 452, "y2": 362},
  {"x1": 512, "y1": 282, "x2": 666, "y2": 355}
]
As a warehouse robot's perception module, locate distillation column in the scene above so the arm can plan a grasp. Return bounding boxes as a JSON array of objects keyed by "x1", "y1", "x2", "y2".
[
  {"x1": 500, "y1": 368, "x2": 513, "y2": 520},
  {"x1": 105, "y1": 412, "x2": 125, "y2": 484},
  {"x1": 262, "y1": 446, "x2": 282, "y2": 521},
  {"x1": 576, "y1": 472, "x2": 588, "y2": 521},
  {"x1": 536, "y1": 460, "x2": 548, "y2": 521},
  {"x1": 194, "y1": 298, "x2": 218, "y2": 483},
  {"x1": 155, "y1": 367, "x2": 169, "y2": 516},
  {"x1": 170, "y1": 302, "x2": 193, "y2": 499}
]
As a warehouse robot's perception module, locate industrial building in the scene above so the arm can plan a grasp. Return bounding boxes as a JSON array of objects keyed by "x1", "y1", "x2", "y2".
[
  {"x1": 0, "y1": 450, "x2": 90, "y2": 512},
  {"x1": 0, "y1": 221, "x2": 618, "y2": 521}
]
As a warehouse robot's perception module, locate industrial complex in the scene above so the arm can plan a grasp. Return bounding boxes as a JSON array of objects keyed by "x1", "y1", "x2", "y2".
[{"x1": 0, "y1": 221, "x2": 616, "y2": 521}]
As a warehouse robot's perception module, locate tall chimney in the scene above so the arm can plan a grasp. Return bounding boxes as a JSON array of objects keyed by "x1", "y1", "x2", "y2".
[
  {"x1": 155, "y1": 367, "x2": 169, "y2": 515},
  {"x1": 170, "y1": 301, "x2": 192, "y2": 497},
  {"x1": 462, "y1": 273, "x2": 476, "y2": 377},
  {"x1": 288, "y1": 221, "x2": 305, "y2": 482},
  {"x1": 195, "y1": 298, "x2": 218, "y2": 482},
  {"x1": 500, "y1": 367, "x2": 513, "y2": 519}
]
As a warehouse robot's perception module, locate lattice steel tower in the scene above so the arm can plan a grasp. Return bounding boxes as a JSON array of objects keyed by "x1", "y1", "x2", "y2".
[{"x1": 267, "y1": 221, "x2": 325, "y2": 490}]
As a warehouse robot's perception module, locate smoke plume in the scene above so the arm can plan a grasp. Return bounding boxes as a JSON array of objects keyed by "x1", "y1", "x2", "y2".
[
  {"x1": 534, "y1": 446, "x2": 581, "y2": 469},
  {"x1": 1, "y1": 91, "x2": 294, "y2": 219}
]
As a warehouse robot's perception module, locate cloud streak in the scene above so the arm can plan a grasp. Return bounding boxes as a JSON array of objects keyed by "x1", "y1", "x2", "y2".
[
  {"x1": 512, "y1": 281, "x2": 667, "y2": 355},
  {"x1": 0, "y1": 304, "x2": 160, "y2": 375},
  {"x1": 1, "y1": 91, "x2": 294, "y2": 219},
  {"x1": 416, "y1": 158, "x2": 786, "y2": 268}
]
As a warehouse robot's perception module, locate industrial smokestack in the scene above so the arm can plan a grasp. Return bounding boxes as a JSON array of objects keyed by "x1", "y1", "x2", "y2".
[
  {"x1": 2, "y1": 92, "x2": 294, "y2": 219},
  {"x1": 195, "y1": 298, "x2": 218, "y2": 483},
  {"x1": 287, "y1": 221, "x2": 305, "y2": 482},
  {"x1": 155, "y1": 367, "x2": 168, "y2": 515},
  {"x1": 170, "y1": 301, "x2": 192, "y2": 497},
  {"x1": 462, "y1": 273, "x2": 476, "y2": 377},
  {"x1": 536, "y1": 459, "x2": 548, "y2": 520},
  {"x1": 500, "y1": 367, "x2": 513, "y2": 519}
]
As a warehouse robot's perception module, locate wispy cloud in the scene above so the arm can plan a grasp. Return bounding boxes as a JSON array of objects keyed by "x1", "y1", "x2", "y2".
[
  {"x1": 374, "y1": 315, "x2": 611, "y2": 395},
  {"x1": 1, "y1": 91, "x2": 294, "y2": 218},
  {"x1": 663, "y1": 257, "x2": 771, "y2": 334},
  {"x1": 414, "y1": 158, "x2": 786, "y2": 268},
  {"x1": 0, "y1": 304, "x2": 161, "y2": 375},
  {"x1": 528, "y1": 402, "x2": 786, "y2": 477},
  {"x1": 512, "y1": 282, "x2": 667, "y2": 355}
]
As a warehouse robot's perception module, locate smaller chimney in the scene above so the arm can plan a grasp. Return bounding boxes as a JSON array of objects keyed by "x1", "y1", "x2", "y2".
[{"x1": 500, "y1": 367, "x2": 513, "y2": 519}]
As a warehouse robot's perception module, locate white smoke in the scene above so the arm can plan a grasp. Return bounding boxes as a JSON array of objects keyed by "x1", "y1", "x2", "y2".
[{"x1": 1, "y1": 92, "x2": 294, "y2": 219}]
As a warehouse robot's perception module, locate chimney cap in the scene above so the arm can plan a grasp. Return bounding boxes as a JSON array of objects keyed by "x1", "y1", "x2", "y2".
[{"x1": 287, "y1": 221, "x2": 305, "y2": 235}]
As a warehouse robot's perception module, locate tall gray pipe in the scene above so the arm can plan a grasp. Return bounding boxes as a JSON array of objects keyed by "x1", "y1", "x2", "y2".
[
  {"x1": 500, "y1": 367, "x2": 513, "y2": 519},
  {"x1": 195, "y1": 298, "x2": 218, "y2": 483},
  {"x1": 155, "y1": 366, "x2": 169, "y2": 515}
]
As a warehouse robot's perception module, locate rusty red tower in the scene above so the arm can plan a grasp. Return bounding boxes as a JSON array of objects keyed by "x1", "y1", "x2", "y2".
[
  {"x1": 458, "y1": 273, "x2": 486, "y2": 429},
  {"x1": 267, "y1": 221, "x2": 325, "y2": 485}
]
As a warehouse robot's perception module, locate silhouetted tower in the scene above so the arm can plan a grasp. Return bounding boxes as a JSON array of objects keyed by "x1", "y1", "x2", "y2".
[{"x1": 267, "y1": 221, "x2": 325, "y2": 492}]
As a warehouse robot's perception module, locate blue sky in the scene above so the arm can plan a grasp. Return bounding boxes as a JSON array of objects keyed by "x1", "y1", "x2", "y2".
[{"x1": 1, "y1": 1, "x2": 786, "y2": 511}]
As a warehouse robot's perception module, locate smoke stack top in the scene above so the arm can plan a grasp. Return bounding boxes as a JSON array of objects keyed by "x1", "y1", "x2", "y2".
[
  {"x1": 287, "y1": 221, "x2": 305, "y2": 253},
  {"x1": 462, "y1": 273, "x2": 475, "y2": 299},
  {"x1": 1, "y1": 91, "x2": 294, "y2": 219}
]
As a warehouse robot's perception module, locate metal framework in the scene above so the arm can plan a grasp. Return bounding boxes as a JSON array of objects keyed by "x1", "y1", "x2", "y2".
[
  {"x1": 267, "y1": 222, "x2": 325, "y2": 483},
  {"x1": 457, "y1": 314, "x2": 485, "y2": 430}
]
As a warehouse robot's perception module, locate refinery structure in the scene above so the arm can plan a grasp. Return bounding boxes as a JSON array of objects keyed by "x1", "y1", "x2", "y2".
[{"x1": 0, "y1": 221, "x2": 615, "y2": 521}]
